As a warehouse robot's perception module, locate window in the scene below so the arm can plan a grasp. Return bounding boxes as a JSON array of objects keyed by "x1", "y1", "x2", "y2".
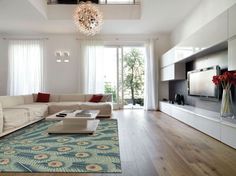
[{"x1": 8, "y1": 40, "x2": 44, "y2": 95}]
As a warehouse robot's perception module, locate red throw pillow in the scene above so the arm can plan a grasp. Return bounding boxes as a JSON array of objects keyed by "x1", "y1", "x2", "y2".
[
  {"x1": 36, "y1": 92, "x2": 50, "y2": 103},
  {"x1": 89, "y1": 95, "x2": 103, "y2": 103}
]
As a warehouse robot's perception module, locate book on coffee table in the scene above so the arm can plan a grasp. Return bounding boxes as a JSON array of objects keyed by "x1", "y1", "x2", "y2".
[{"x1": 75, "y1": 110, "x2": 93, "y2": 117}]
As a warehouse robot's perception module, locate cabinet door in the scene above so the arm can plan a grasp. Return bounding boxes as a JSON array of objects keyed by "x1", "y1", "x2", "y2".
[
  {"x1": 161, "y1": 49, "x2": 175, "y2": 68},
  {"x1": 229, "y1": 4, "x2": 236, "y2": 39},
  {"x1": 221, "y1": 123, "x2": 236, "y2": 149},
  {"x1": 161, "y1": 64, "x2": 186, "y2": 81},
  {"x1": 159, "y1": 102, "x2": 172, "y2": 116},
  {"x1": 197, "y1": 117, "x2": 221, "y2": 140},
  {"x1": 171, "y1": 107, "x2": 193, "y2": 126},
  {"x1": 228, "y1": 38, "x2": 236, "y2": 71},
  {"x1": 161, "y1": 65, "x2": 175, "y2": 81}
]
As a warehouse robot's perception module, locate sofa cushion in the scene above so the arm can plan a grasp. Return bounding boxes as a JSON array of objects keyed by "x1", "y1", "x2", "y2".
[
  {"x1": 33, "y1": 94, "x2": 60, "y2": 102},
  {"x1": 59, "y1": 94, "x2": 85, "y2": 102},
  {"x1": 0, "y1": 103, "x2": 3, "y2": 133},
  {"x1": 13, "y1": 104, "x2": 48, "y2": 121},
  {"x1": 36, "y1": 92, "x2": 50, "y2": 103},
  {"x1": 0, "y1": 96, "x2": 25, "y2": 108},
  {"x1": 89, "y1": 95, "x2": 103, "y2": 103},
  {"x1": 84, "y1": 94, "x2": 112, "y2": 102},
  {"x1": 80, "y1": 102, "x2": 112, "y2": 117},
  {"x1": 3, "y1": 108, "x2": 30, "y2": 132},
  {"x1": 48, "y1": 102, "x2": 81, "y2": 114}
]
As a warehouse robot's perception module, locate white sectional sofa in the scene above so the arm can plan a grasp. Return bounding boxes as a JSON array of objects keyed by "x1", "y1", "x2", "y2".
[{"x1": 0, "y1": 93, "x2": 112, "y2": 137}]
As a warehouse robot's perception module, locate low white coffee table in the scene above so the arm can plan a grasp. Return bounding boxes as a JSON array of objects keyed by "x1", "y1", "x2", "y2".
[{"x1": 46, "y1": 110, "x2": 100, "y2": 134}]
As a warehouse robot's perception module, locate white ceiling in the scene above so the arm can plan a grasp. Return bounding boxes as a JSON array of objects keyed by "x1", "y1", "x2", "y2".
[{"x1": 0, "y1": 0, "x2": 201, "y2": 35}]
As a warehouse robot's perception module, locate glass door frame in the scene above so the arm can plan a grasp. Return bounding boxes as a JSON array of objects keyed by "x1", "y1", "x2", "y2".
[
  {"x1": 104, "y1": 46, "x2": 123, "y2": 110},
  {"x1": 104, "y1": 44, "x2": 145, "y2": 110}
]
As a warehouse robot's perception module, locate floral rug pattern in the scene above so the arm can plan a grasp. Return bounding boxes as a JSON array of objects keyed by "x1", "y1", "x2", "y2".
[{"x1": 0, "y1": 119, "x2": 121, "y2": 173}]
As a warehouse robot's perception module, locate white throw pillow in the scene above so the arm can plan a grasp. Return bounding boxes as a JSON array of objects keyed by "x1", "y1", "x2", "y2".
[{"x1": 0, "y1": 103, "x2": 3, "y2": 133}]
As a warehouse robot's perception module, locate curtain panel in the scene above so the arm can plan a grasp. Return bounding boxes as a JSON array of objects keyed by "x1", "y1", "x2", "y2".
[
  {"x1": 144, "y1": 39, "x2": 159, "y2": 110},
  {"x1": 8, "y1": 40, "x2": 44, "y2": 95},
  {"x1": 78, "y1": 40, "x2": 105, "y2": 94}
]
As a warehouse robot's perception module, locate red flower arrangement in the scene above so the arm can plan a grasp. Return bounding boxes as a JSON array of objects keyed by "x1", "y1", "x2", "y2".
[{"x1": 212, "y1": 71, "x2": 236, "y2": 90}]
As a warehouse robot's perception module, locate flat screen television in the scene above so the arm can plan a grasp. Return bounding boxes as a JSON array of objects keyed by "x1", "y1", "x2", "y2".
[{"x1": 187, "y1": 66, "x2": 220, "y2": 99}]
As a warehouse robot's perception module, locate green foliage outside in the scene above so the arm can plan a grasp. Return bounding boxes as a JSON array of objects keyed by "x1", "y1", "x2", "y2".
[
  {"x1": 104, "y1": 82, "x2": 117, "y2": 102},
  {"x1": 123, "y1": 48, "x2": 144, "y2": 105}
]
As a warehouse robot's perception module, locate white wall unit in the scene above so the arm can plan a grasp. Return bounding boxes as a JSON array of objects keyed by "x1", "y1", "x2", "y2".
[
  {"x1": 161, "y1": 65, "x2": 174, "y2": 81},
  {"x1": 161, "y1": 11, "x2": 228, "y2": 69},
  {"x1": 228, "y1": 4, "x2": 236, "y2": 71},
  {"x1": 174, "y1": 11, "x2": 228, "y2": 64},
  {"x1": 160, "y1": 48, "x2": 175, "y2": 68},
  {"x1": 221, "y1": 121, "x2": 236, "y2": 148},
  {"x1": 159, "y1": 101, "x2": 236, "y2": 148},
  {"x1": 228, "y1": 37, "x2": 236, "y2": 71},
  {"x1": 196, "y1": 117, "x2": 221, "y2": 140},
  {"x1": 228, "y1": 4, "x2": 236, "y2": 39},
  {"x1": 161, "y1": 63, "x2": 185, "y2": 81}
]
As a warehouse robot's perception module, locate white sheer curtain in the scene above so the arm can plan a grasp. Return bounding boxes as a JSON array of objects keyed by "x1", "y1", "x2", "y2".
[
  {"x1": 78, "y1": 40, "x2": 105, "y2": 94},
  {"x1": 144, "y1": 39, "x2": 158, "y2": 110},
  {"x1": 8, "y1": 40, "x2": 44, "y2": 95}
]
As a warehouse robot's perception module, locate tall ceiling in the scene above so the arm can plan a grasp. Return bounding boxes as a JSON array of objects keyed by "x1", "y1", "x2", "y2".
[{"x1": 0, "y1": 0, "x2": 201, "y2": 35}]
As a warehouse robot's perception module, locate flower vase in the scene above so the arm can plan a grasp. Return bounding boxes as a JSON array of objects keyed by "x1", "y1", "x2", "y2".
[{"x1": 221, "y1": 89, "x2": 234, "y2": 118}]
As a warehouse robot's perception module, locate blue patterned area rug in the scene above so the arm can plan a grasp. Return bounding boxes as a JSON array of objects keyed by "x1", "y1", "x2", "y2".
[{"x1": 0, "y1": 119, "x2": 121, "y2": 173}]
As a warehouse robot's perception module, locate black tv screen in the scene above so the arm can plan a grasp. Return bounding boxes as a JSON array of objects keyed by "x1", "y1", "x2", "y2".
[{"x1": 187, "y1": 66, "x2": 220, "y2": 98}]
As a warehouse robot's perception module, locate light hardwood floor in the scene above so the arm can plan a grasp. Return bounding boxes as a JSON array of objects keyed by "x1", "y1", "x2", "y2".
[{"x1": 4, "y1": 110, "x2": 236, "y2": 176}]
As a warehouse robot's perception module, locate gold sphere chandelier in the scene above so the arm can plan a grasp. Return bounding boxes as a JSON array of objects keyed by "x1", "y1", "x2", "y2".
[{"x1": 73, "y1": 1, "x2": 103, "y2": 36}]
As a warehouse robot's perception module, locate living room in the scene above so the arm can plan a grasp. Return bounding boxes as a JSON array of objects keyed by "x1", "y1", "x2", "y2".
[{"x1": 1, "y1": 0, "x2": 236, "y2": 175}]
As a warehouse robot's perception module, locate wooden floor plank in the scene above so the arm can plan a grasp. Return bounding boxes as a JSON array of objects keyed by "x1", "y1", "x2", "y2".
[{"x1": 2, "y1": 110, "x2": 236, "y2": 176}]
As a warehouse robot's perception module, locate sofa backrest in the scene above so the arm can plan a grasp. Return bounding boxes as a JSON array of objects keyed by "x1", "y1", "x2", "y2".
[
  {"x1": 58, "y1": 94, "x2": 112, "y2": 102},
  {"x1": 0, "y1": 96, "x2": 25, "y2": 108},
  {"x1": 23, "y1": 95, "x2": 34, "y2": 104},
  {"x1": 0, "y1": 93, "x2": 112, "y2": 107},
  {"x1": 59, "y1": 94, "x2": 85, "y2": 102},
  {"x1": 103, "y1": 94, "x2": 112, "y2": 102},
  {"x1": 84, "y1": 94, "x2": 112, "y2": 102}
]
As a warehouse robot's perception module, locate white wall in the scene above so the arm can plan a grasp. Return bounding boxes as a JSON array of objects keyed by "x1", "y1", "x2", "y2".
[
  {"x1": 0, "y1": 34, "x2": 171, "y2": 97},
  {"x1": 44, "y1": 35, "x2": 79, "y2": 94},
  {"x1": 171, "y1": 0, "x2": 236, "y2": 46}
]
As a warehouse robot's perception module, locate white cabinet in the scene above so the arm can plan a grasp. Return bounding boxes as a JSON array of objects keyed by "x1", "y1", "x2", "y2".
[
  {"x1": 161, "y1": 63, "x2": 186, "y2": 81},
  {"x1": 161, "y1": 65, "x2": 174, "y2": 81},
  {"x1": 159, "y1": 101, "x2": 172, "y2": 116},
  {"x1": 221, "y1": 122, "x2": 236, "y2": 148},
  {"x1": 197, "y1": 117, "x2": 221, "y2": 140},
  {"x1": 159, "y1": 102, "x2": 230, "y2": 147},
  {"x1": 160, "y1": 49, "x2": 175, "y2": 68},
  {"x1": 228, "y1": 4, "x2": 236, "y2": 39},
  {"x1": 176, "y1": 11, "x2": 228, "y2": 61},
  {"x1": 161, "y1": 11, "x2": 228, "y2": 67},
  {"x1": 228, "y1": 37, "x2": 236, "y2": 71}
]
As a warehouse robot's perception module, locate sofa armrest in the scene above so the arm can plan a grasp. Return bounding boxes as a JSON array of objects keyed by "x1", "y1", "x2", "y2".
[{"x1": 103, "y1": 94, "x2": 113, "y2": 103}]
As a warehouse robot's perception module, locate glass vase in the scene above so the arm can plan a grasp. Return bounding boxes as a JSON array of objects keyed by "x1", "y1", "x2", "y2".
[{"x1": 221, "y1": 89, "x2": 234, "y2": 118}]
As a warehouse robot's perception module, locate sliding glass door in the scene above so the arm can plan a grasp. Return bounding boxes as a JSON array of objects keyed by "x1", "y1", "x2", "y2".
[
  {"x1": 103, "y1": 46, "x2": 145, "y2": 109},
  {"x1": 103, "y1": 47, "x2": 119, "y2": 109}
]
